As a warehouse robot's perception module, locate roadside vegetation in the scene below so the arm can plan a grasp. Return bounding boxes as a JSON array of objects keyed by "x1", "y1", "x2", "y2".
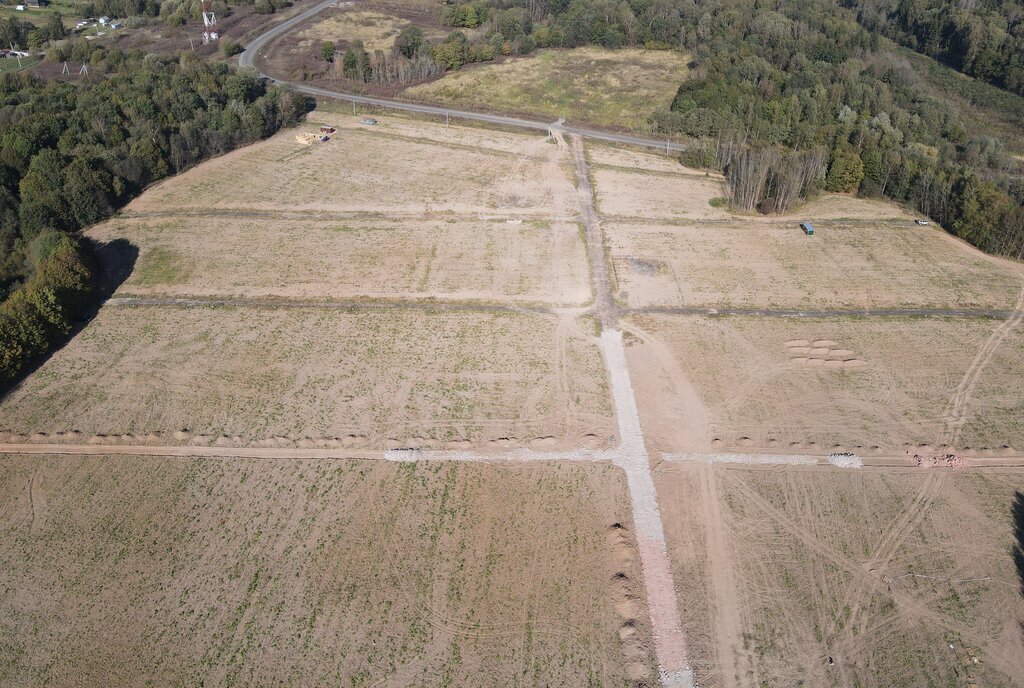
[
  {"x1": 404, "y1": 47, "x2": 689, "y2": 130},
  {"x1": 299, "y1": 0, "x2": 1024, "y2": 261},
  {"x1": 0, "y1": 47, "x2": 309, "y2": 385}
]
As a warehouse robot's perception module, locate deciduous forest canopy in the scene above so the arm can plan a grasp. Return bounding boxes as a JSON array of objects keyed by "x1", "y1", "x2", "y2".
[{"x1": 0, "y1": 47, "x2": 308, "y2": 383}]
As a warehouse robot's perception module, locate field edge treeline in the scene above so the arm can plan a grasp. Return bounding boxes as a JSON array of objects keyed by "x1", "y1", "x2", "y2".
[{"x1": 0, "y1": 46, "x2": 312, "y2": 386}]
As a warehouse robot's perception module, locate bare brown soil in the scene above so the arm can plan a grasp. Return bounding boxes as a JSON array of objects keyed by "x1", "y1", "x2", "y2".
[
  {"x1": 591, "y1": 166, "x2": 730, "y2": 221},
  {"x1": 0, "y1": 455, "x2": 658, "y2": 686},
  {"x1": 657, "y1": 462, "x2": 1024, "y2": 688}
]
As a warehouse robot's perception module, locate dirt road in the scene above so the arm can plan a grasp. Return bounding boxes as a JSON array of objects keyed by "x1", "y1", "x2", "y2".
[
  {"x1": 568, "y1": 134, "x2": 618, "y2": 329},
  {"x1": 238, "y1": 0, "x2": 688, "y2": 153}
]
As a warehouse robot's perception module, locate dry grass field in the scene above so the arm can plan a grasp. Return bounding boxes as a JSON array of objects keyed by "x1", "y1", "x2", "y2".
[
  {"x1": 0, "y1": 306, "x2": 612, "y2": 448},
  {"x1": 658, "y1": 463, "x2": 1024, "y2": 688},
  {"x1": 626, "y1": 313, "x2": 1024, "y2": 452},
  {"x1": 3, "y1": 103, "x2": 1023, "y2": 688},
  {"x1": 590, "y1": 165, "x2": 730, "y2": 221},
  {"x1": 404, "y1": 47, "x2": 690, "y2": 131},
  {"x1": 130, "y1": 119, "x2": 578, "y2": 217},
  {"x1": 0, "y1": 455, "x2": 657, "y2": 686},
  {"x1": 90, "y1": 215, "x2": 589, "y2": 305},
  {"x1": 608, "y1": 220, "x2": 1023, "y2": 310},
  {"x1": 298, "y1": 9, "x2": 422, "y2": 52}
]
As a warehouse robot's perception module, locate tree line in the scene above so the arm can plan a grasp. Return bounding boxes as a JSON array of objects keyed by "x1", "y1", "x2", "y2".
[
  {"x1": 645, "y1": 0, "x2": 1024, "y2": 259},
  {"x1": 847, "y1": 0, "x2": 1024, "y2": 97},
  {"x1": 0, "y1": 46, "x2": 310, "y2": 384},
  {"x1": 310, "y1": 0, "x2": 1024, "y2": 257}
]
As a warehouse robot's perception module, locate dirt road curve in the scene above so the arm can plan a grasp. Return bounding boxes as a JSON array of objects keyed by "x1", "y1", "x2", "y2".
[{"x1": 239, "y1": 0, "x2": 687, "y2": 152}]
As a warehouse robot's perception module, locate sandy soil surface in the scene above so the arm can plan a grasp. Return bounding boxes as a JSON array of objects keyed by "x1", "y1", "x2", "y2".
[
  {"x1": 608, "y1": 221, "x2": 1024, "y2": 310},
  {"x1": 0, "y1": 307, "x2": 613, "y2": 448},
  {"x1": 657, "y1": 463, "x2": 1024, "y2": 688},
  {"x1": 0, "y1": 455, "x2": 657, "y2": 686},
  {"x1": 304, "y1": 107, "x2": 544, "y2": 157},
  {"x1": 90, "y1": 216, "x2": 590, "y2": 306},
  {"x1": 957, "y1": 315, "x2": 1024, "y2": 450},
  {"x1": 130, "y1": 118, "x2": 578, "y2": 218},
  {"x1": 625, "y1": 313, "x2": 1023, "y2": 452}
]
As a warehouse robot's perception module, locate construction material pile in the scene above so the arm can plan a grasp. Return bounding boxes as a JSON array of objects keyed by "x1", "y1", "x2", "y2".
[
  {"x1": 913, "y1": 453, "x2": 965, "y2": 468},
  {"x1": 827, "y1": 452, "x2": 862, "y2": 468}
]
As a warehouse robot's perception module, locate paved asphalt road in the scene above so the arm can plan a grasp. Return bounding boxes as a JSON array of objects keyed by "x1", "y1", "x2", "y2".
[{"x1": 239, "y1": 0, "x2": 687, "y2": 152}]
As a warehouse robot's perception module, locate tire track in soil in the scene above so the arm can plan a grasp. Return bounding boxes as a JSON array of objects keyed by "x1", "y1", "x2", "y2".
[
  {"x1": 568, "y1": 134, "x2": 618, "y2": 329},
  {"x1": 832, "y1": 472, "x2": 945, "y2": 646},
  {"x1": 698, "y1": 465, "x2": 752, "y2": 688},
  {"x1": 942, "y1": 281, "x2": 1024, "y2": 446},
  {"x1": 726, "y1": 471, "x2": 994, "y2": 665}
]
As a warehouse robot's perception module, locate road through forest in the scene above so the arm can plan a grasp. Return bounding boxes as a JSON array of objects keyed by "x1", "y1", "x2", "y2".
[{"x1": 239, "y1": 0, "x2": 688, "y2": 152}]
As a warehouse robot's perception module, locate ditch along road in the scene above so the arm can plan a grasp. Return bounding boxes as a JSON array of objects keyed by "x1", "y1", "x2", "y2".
[{"x1": 238, "y1": 0, "x2": 687, "y2": 152}]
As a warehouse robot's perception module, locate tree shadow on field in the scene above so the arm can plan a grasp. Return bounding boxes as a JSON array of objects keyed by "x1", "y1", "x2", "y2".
[
  {"x1": 0, "y1": 238, "x2": 138, "y2": 401},
  {"x1": 1014, "y1": 491, "x2": 1024, "y2": 598}
]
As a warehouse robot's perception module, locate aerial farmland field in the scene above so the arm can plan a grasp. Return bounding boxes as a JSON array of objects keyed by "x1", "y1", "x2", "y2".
[
  {"x1": 1, "y1": 105, "x2": 1022, "y2": 688},
  {"x1": 91, "y1": 215, "x2": 590, "y2": 305},
  {"x1": 657, "y1": 462, "x2": 1024, "y2": 688},
  {"x1": 0, "y1": 455, "x2": 656, "y2": 686},
  {"x1": 0, "y1": 306, "x2": 612, "y2": 448}
]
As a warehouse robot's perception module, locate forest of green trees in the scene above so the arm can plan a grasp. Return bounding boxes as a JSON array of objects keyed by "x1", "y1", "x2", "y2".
[
  {"x1": 848, "y1": 0, "x2": 1024, "y2": 96},
  {"x1": 0, "y1": 46, "x2": 309, "y2": 383},
  {"x1": 342, "y1": 0, "x2": 1022, "y2": 258}
]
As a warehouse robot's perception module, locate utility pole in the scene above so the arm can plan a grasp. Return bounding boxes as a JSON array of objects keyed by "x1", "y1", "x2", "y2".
[
  {"x1": 446, "y1": 111, "x2": 450, "y2": 128},
  {"x1": 62, "y1": 61, "x2": 70, "y2": 75},
  {"x1": 189, "y1": 35, "x2": 195, "y2": 52},
  {"x1": 79, "y1": 63, "x2": 88, "y2": 76}
]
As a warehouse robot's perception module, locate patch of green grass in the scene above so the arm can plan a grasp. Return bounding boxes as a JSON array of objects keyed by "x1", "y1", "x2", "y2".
[
  {"x1": 0, "y1": 54, "x2": 41, "y2": 74},
  {"x1": 134, "y1": 246, "x2": 192, "y2": 285}
]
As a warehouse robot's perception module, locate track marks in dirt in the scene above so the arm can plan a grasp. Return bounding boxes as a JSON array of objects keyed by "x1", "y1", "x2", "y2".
[
  {"x1": 569, "y1": 134, "x2": 617, "y2": 328},
  {"x1": 698, "y1": 464, "x2": 753, "y2": 688},
  {"x1": 723, "y1": 469, "x2": 1002, "y2": 678},
  {"x1": 942, "y1": 281, "x2": 1024, "y2": 446},
  {"x1": 829, "y1": 473, "x2": 946, "y2": 655}
]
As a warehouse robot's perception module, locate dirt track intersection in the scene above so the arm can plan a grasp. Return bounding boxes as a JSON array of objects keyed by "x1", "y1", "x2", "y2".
[{"x1": 2, "y1": 111, "x2": 1023, "y2": 688}]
